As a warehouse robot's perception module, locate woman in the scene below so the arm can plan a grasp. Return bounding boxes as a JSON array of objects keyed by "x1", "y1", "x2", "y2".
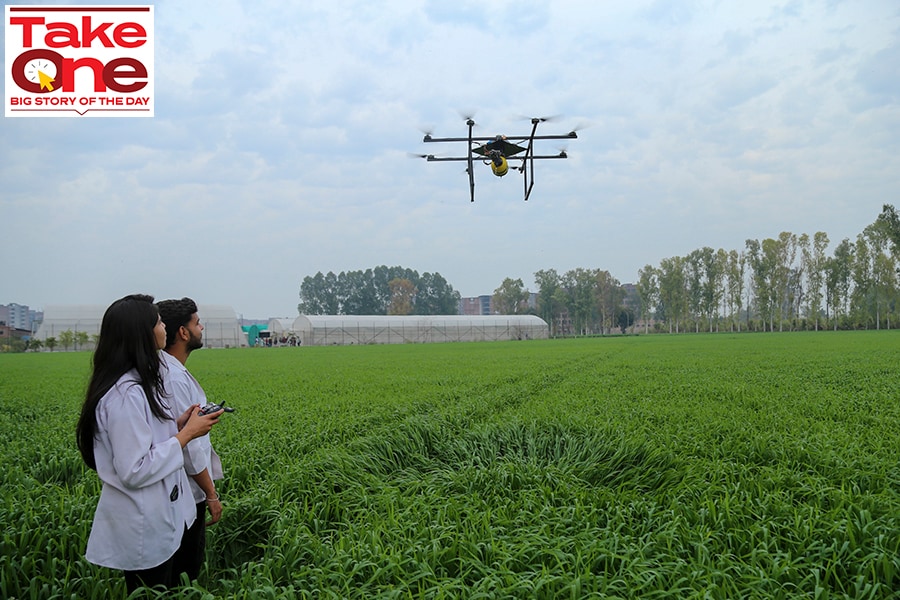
[{"x1": 76, "y1": 294, "x2": 223, "y2": 592}]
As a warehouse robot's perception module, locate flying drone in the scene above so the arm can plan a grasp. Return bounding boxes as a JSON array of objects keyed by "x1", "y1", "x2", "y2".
[{"x1": 415, "y1": 115, "x2": 578, "y2": 202}]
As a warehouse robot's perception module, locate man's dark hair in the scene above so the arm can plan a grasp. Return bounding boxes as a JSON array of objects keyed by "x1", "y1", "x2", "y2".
[{"x1": 156, "y1": 297, "x2": 198, "y2": 349}]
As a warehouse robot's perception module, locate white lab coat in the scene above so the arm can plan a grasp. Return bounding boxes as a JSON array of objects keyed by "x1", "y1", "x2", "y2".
[
  {"x1": 85, "y1": 371, "x2": 196, "y2": 571},
  {"x1": 161, "y1": 350, "x2": 223, "y2": 503}
]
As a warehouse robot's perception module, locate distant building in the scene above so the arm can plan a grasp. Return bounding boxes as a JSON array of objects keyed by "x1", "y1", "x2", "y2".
[
  {"x1": 0, "y1": 303, "x2": 37, "y2": 331},
  {"x1": 459, "y1": 295, "x2": 493, "y2": 316},
  {"x1": 459, "y1": 293, "x2": 538, "y2": 316}
]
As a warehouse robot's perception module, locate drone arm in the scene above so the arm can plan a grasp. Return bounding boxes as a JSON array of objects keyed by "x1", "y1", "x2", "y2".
[
  {"x1": 425, "y1": 154, "x2": 566, "y2": 162},
  {"x1": 425, "y1": 132, "x2": 576, "y2": 143},
  {"x1": 519, "y1": 118, "x2": 541, "y2": 201},
  {"x1": 467, "y1": 119, "x2": 475, "y2": 202}
]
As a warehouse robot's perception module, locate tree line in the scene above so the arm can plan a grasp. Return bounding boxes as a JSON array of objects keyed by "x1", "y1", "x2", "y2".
[
  {"x1": 298, "y1": 266, "x2": 460, "y2": 316},
  {"x1": 9, "y1": 329, "x2": 95, "y2": 353},
  {"x1": 297, "y1": 206, "x2": 900, "y2": 335},
  {"x1": 522, "y1": 205, "x2": 900, "y2": 335}
]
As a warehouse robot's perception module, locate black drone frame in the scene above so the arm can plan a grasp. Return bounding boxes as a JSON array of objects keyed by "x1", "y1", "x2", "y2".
[{"x1": 420, "y1": 117, "x2": 577, "y2": 202}]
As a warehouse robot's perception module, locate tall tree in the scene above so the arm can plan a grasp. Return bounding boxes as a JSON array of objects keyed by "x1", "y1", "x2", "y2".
[
  {"x1": 692, "y1": 247, "x2": 724, "y2": 332},
  {"x1": 724, "y1": 250, "x2": 745, "y2": 332},
  {"x1": 58, "y1": 329, "x2": 75, "y2": 352},
  {"x1": 864, "y1": 223, "x2": 898, "y2": 329},
  {"x1": 387, "y1": 278, "x2": 416, "y2": 315},
  {"x1": 825, "y1": 238, "x2": 853, "y2": 329},
  {"x1": 415, "y1": 272, "x2": 461, "y2": 315},
  {"x1": 75, "y1": 331, "x2": 89, "y2": 351},
  {"x1": 594, "y1": 270, "x2": 623, "y2": 334},
  {"x1": 299, "y1": 271, "x2": 340, "y2": 314},
  {"x1": 562, "y1": 268, "x2": 597, "y2": 335},
  {"x1": 850, "y1": 234, "x2": 874, "y2": 328},
  {"x1": 775, "y1": 232, "x2": 798, "y2": 331},
  {"x1": 342, "y1": 269, "x2": 379, "y2": 314},
  {"x1": 746, "y1": 238, "x2": 781, "y2": 331},
  {"x1": 636, "y1": 265, "x2": 659, "y2": 334},
  {"x1": 798, "y1": 233, "x2": 811, "y2": 324},
  {"x1": 534, "y1": 269, "x2": 563, "y2": 336},
  {"x1": 876, "y1": 204, "x2": 900, "y2": 254},
  {"x1": 551, "y1": 287, "x2": 571, "y2": 335},
  {"x1": 711, "y1": 249, "x2": 729, "y2": 332},
  {"x1": 657, "y1": 256, "x2": 687, "y2": 333},
  {"x1": 616, "y1": 307, "x2": 635, "y2": 334},
  {"x1": 873, "y1": 250, "x2": 898, "y2": 329},
  {"x1": 493, "y1": 278, "x2": 529, "y2": 315},
  {"x1": 806, "y1": 232, "x2": 829, "y2": 330},
  {"x1": 684, "y1": 250, "x2": 705, "y2": 332}
]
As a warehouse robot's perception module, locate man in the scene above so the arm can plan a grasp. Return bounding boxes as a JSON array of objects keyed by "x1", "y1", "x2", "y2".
[{"x1": 156, "y1": 297, "x2": 224, "y2": 582}]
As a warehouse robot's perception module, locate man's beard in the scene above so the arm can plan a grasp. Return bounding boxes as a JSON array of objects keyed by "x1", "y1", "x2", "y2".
[{"x1": 187, "y1": 332, "x2": 204, "y2": 351}]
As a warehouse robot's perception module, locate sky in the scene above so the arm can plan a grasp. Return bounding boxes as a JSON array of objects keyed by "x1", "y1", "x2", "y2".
[{"x1": 2, "y1": 0, "x2": 899, "y2": 319}]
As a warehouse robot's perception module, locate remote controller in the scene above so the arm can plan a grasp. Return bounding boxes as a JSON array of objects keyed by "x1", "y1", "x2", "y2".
[{"x1": 198, "y1": 401, "x2": 235, "y2": 416}]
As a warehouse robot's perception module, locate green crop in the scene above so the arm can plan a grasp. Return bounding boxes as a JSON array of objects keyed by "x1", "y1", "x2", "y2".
[{"x1": 1, "y1": 332, "x2": 899, "y2": 598}]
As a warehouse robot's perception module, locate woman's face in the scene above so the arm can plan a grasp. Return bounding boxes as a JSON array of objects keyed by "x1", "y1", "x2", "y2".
[{"x1": 154, "y1": 315, "x2": 167, "y2": 350}]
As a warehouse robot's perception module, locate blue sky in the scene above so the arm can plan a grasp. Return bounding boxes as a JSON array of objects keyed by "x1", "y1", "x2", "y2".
[{"x1": 2, "y1": 0, "x2": 899, "y2": 318}]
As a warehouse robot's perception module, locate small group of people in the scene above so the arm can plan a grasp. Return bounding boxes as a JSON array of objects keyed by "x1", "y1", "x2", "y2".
[
  {"x1": 255, "y1": 334, "x2": 300, "y2": 347},
  {"x1": 76, "y1": 295, "x2": 226, "y2": 593}
]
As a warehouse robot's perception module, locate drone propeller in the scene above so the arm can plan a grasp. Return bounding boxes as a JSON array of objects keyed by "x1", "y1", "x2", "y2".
[
  {"x1": 407, "y1": 152, "x2": 451, "y2": 160},
  {"x1": 515, "y1": 114, "x2": 562, "y2": 124},
  {"x1": 457, "y1": 110, "x2": 479, "y2": 129},
  {"x1": 418, "y1": 125, "x2": 436, "y2": 143}
]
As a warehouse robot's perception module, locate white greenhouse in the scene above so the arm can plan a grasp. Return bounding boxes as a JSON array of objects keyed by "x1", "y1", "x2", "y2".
[
  {"x1": 34, "y1": 304, "x2": 247, "y2": 349},
  {"x1": 267, "y1": 318, "x2": 297, "y2": 337},
  {"x1": 290, "y1": 315, "x2": 549, "y2": 346}
]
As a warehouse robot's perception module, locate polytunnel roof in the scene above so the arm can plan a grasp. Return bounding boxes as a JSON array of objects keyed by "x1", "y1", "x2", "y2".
[
  {"x1": 293, "y1": 314, "x2": 548, "y2": 328},
  {"x1": 40, "y1": 304, "x2": 237, "y2": 321},
  {"x1": 41, "y1": 305, "x2": 106, "y2": 319},
  {"x1": 267, "y1": 318, "x2": 296, "y2": 332},
  {"x1": 198, "y1": 305, "x2": 238, "y2": 319}
]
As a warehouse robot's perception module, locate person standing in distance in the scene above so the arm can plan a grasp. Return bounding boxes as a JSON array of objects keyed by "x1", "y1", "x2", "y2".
[
  {"x1": 156, "y1": 297, "x2": 224, "y2": 583},
  {"x1": 76, "y1": 294, "x2": 223, "y2": 593}
]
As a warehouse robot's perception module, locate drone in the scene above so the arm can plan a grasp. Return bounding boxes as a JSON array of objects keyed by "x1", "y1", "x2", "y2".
[{"x1": 415, "y1": 116, "x2": 578, "y2": 202}]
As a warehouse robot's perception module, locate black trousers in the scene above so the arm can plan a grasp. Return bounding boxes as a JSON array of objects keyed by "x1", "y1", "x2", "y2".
[
  {"x1": 123, "y1": 503, "x2": 206, "y2": 592},
  {"x1": 124, "y1": 556, "x2": 175, "y2": 593},
  {"x1": 173, "y1": 502, "x2": 208, "y2": 580}
]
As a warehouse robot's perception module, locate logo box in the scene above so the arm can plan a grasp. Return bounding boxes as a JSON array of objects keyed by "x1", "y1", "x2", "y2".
[{"x1": 5, "y1": 5, "x2": 154, "y2": 117}]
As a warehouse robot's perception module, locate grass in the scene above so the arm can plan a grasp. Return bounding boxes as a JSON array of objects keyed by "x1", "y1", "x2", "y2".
[{"x1": 1, "y1": 332, "x2": 899, "y2": 598}]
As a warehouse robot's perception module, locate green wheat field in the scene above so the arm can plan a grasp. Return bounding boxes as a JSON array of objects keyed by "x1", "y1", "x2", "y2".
[{"x1": 2, "y1": 332, "x2": 899, "y2": 599}]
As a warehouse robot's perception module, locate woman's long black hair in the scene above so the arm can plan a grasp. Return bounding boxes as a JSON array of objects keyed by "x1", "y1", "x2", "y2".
[{"x1": 76, "y1": 294, "x2": 170, "y2": 470}]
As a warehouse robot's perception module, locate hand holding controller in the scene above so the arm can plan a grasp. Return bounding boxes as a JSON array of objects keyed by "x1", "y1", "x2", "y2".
[{"x1": 198, "y1": 401, "x2": 235, "y2": 416}]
